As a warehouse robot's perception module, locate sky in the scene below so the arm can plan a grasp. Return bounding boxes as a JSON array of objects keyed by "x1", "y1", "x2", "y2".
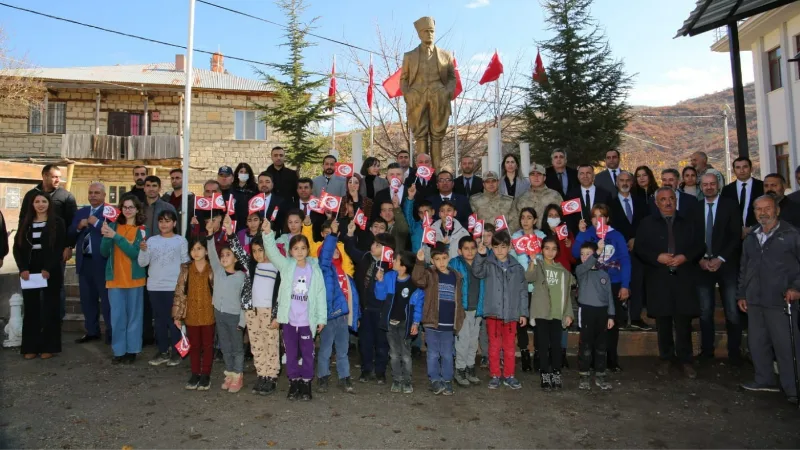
[{"x1": 2, "y1": 0, "x2": 754, "y2": 109}]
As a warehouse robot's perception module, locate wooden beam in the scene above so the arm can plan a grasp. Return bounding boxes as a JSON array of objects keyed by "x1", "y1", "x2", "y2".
[
  {"x1": 64, "y1": 162, "x2": 75, "y2": 192},
  {"x1": 94, "y1": 90, "x2": 101, "y2": 135}
]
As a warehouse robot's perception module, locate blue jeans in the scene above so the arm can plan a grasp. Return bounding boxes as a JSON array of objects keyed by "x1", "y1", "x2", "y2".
[
  {"x1": 317, "y1": 315, "x2": 351, "y2": 379},
  {"x1": 149, "y1": 290, "x2": 181, "y2": 354},
  {"x1": 425, "y1": 328, "x2": 454, "y2": 382},
  {"x1": 109, "y1": 287, "x2": 144, "y2": 356},
  {"x1": 697, "y1": 268, "x2": 741, "y2": 357},
  {"x1": 359, "y1": 309, "x2": 388, "y2": 375}
]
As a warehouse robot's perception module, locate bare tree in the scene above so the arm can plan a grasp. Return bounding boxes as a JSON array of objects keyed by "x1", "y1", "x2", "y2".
[{"x1": 0, "y1": 27, "x2": 45, "y2": 119}]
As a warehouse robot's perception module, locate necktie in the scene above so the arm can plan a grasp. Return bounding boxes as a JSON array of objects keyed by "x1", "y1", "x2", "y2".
[
  {"x1": 611, "y1": 170, "x2": 616, "y2": 186},
  {"x1": 302, "y1": 202, "x2": 308, "y2": 215},
  {"x1": 739, "y1": 182, "x2": 747, "y2": 216},
  {"x1": 624, "y1": 197, "x2": 633, "y2": 223},
  {"x1": 585, "y1": 189, "x2": 591, "y2": 213},
  {"x1": 558, "y1": 172, "x2": 564, "y2": 191},
  {"x1": 666, "y1": 216, "x2": 676, "y2": 273},
  {"x1": 706, "y1": 203, "x2": 714, "y2": 256},
  {"x1": 83, "y1": 208, "x2": 97, "y2": 255},
  {"x1": 465, "y1": 178, "x2": 471, "y2": 193}
]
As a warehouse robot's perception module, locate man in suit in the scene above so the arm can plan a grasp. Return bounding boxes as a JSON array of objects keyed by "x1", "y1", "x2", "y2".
[
  {"x1": 68, "y1": 182, "x2": 111, "y2": 344},
  {"x1": 721, "y1": 156, "x2": 763, "y2": 232},
  {"x1": 453, "y1": 155, "x2": 484, "y2": 198},
  {"x1": 404, "y1": 152, "x2": 439, "y2": 200},
  {"x1": 696, "y1": 173, "x2": 743, "y2": 364},
  {"x1": 162, "y1": 168, "x2": 195, "y2": 236},
  {"x1": 609, "y1": 170, "x2": 651, "y2": 331},
  {"x1": 635, "y1": 187, "x2": 703, "y2": 379},
  {"x1": 400, "y1": 16, "x2": 457, "y2": 168},
  {"x1": 426, "y1": 170, "x2": 472, "y2": 225},
  {"x1": 296, "y1": 177, "x2": 327, "y2": 240},
  {"x1": 312, "y1": 154, "x2": 347, "y2": 198},
  {"x1": 396, "y1": 150, "x2": 412, "y2": 182},
  {"x1": 372, "y1": 163, "x2": 408, "y2": 221},
  {"x1": 544, "y1": 149, "x2": 579, "y2": 199},
  {"x1": 565, "y1": 164, "x2": 614, "y2": 235},
  {"x1": 595, "y1": 149, "x2": 622, "y2": 194},
  {"x1": 257, "y1": 171, "x2": 288, "y2": 235},
  {"x1": 650, "y1": 168, "x2": 698, "y2": 218}
]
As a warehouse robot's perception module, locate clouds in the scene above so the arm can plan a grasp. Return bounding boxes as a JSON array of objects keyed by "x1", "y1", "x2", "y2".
[{"x1": 465, "y1": 0, "x2": 490, "y2": 8}]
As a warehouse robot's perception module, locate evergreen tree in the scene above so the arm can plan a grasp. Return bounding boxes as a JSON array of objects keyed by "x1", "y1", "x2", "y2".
[
  {"x1": 519, "y1": 0, "x2": 633, "y2": 166},
  {"x1": 257, "y1": 0, "x2": 330, "y2": 167}
]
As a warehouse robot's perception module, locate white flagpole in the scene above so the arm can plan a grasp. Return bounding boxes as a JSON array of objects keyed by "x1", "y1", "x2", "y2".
[
  {"x1": 453, "y1": 52, "x2": 459, "y2": 176},
  {"x1": 369, "y1": 54, "x2": 374, "y2": 157},
  {"x1": 495, "y1": 49, "x2": 501, "y2": 155},
  {"x1": 331, "y1": 54, "x2": 336, "y2": 153},
  {"x1": 180, "y1": 0, "x2": 195, "y2": 237}
]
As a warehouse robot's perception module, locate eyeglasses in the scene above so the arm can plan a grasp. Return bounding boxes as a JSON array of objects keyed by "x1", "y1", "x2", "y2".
[
  {"x1": 122, "y1": 206, "x2": 137, "y2": 211},
  {"x1": 438, "y1": 178, "x2": 453, "y2": 183}
]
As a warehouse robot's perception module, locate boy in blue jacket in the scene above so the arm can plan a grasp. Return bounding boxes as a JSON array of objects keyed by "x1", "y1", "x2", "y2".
[
  {"x1": 375, "y1": 250, "x2": 424, "y2": 394},
  {"x1": 449, "y1": 236, "x2": 484, "y2": 387},
  {"x1": 316, "y1": 221, "x2": 360, "y2": 394},
  {"x1": 402, "y1": 188, "x2": 435, "y2": 253}
]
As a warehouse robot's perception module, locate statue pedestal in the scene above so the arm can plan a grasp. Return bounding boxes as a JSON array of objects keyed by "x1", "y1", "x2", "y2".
[{"x1": 3, "y1": 293, "x2": 23, "y2": 348}]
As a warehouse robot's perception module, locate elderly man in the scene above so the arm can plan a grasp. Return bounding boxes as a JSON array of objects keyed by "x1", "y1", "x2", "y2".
[
  {"x1": 405, "y1": 152, "x2": 439, "y2": 200},
  {"x1": 454, "y1": 155, "x2": 483, "y2": 198},
  {"x1": 763, "y1": 173, "x2": 800, "y2": 228},
  {"x1": 509, "y1": 164, "x2": 563, "y2": 232},
  {"x1": 595, "y1": 149, "x2": 622, "y2": 194},
  {"x1": 312, "y1": 154, "x2": 346, "y2": 198},
  {"x1": 68, "y1": 182, "x2": 112, "y2": 344},
  {"x1": 544, "y1": 149, "x2": 579, "y2": 199},
  {"x1": 373, "y1": 163, "x2": 408, "y2": 221},
  {"x1": 635, "y1": 187, "x2": 703, "y2": 379},
  {"x1": 650, "y1": 168, "x2": 698, "y2": 218},
  {"x1": 695, "y1": 174, "x2": 743, "y2": 364},
  {"x1": 738, "y1": 195, "x2": 800, "y2": 403},
  {"x1": 690, "y1": 151, "x2": 725, "y2": 195},
  {"x1": 470, "y1": 171, "x2": 514, "y2": 224}
]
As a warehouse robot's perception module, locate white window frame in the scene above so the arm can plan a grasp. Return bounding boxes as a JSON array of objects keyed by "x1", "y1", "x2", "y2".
[
  {"x1": 234, "y1": 110, "x2": 267, "y2": 141},
  {"x1": 29, "y1": 102, "x2": 67, "y2": 134}
]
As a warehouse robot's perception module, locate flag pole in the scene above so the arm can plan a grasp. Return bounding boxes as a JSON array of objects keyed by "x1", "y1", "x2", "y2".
[
  {"x1": 180, "y1": 0, "x2": 195, "y2": 237},
  {"x1": 331, "y1": 54, "x2": 336, "y2": 153},
  {"x1": 453, "y1": 52, "x2": 459, "y2": 177},
  {"x1": 369, "y1": 54, "x2": 374, "y2": 157},
  {"x1": 495, "y1": 48, "x2": 501, "y2": 155}
]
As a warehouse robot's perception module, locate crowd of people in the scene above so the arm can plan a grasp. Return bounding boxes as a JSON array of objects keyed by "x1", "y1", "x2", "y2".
[{"x1": 3, "y1": 146, "x2": 800, "y2": 404}]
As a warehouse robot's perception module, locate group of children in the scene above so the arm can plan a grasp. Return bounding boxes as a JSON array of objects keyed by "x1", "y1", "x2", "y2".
[{"x1": 134, "y1": 197, "x2": 620, "y2": 400}]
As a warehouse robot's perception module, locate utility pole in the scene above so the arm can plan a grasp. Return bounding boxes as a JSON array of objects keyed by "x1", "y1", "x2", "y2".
[{"x1": 723, "y1": 105, "x2": 732, "y2": 183}]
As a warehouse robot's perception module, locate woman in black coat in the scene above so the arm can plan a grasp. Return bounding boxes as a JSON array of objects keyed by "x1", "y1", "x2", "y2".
[{"x1": 13, "y1": 192, "x2": 66, "y2": 359}]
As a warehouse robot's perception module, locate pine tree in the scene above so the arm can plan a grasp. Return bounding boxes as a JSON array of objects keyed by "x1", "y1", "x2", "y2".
[
  {"x1": 256, "y1": 0, "x2": 330, "y2": 167},
  {"x1": 519, "y1": 0, "x2": 633, "y2": 166}
]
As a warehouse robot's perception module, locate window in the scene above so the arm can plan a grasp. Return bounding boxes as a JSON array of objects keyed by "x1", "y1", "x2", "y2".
[
  {"x1": 767, "y1": 47, "x2": 782, "y2": 91},
  {"x1": 234, "y1": 110, "x2": 266, "y2": 140},
  {"x1": 28, "y1": 102, "x2": 66, "y2": 134},
  {"x1": 107, "y1": 111, "x2": 150, "y2": 136},
  {"x1": 776, "y1": 143, "x2": 790, "y2": 184}
]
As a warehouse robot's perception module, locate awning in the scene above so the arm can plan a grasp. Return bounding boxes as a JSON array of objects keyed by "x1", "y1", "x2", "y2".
[{"x1": 676, "y1": 0, "x2": 798, "y2": 37}]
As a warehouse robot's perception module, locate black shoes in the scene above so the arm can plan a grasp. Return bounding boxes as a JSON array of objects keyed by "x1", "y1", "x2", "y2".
[
  {"x1": 261, "y1": 377, "x2": 277, "y2": 395},
  {"x1": 629, "y1": 320, "x2": 653, "y2": 331},
  {"x1": 376, "y1": 373, "x2": 387, "y2": 384},
  {"x1": 317, "y1": 375, "x2": 330, "y2": 393},
  {"x1": 521, "y1": 350, "x2": 532, "y2": 372},
  {"x1": 197, "y1": 375, "x2": 211, "y2": 391},
  {"x1": 300, "y1": 380, "x2": 312, "y2": 401},
  {"x1": 359, "y1": 371, "x2": 373, "y2": 383},
  {"x1": 111, "y1": 355, "x2": 126, "y2": 365},
  {"x1": 186, "y1": 374, "x2": 201, "y2": 390},
  {"x1": 124, "y1": 353, "x2": 136, "y2": 364},
  {"x1": 287, "y1": 379, "x2": 300, "y2": 401},
  {"x1": 340, "y1": 377, "x2": 355, "y2": 393},
  {"x1": 75, "y1": 335, "x2": 100, "y2": 344},
  {"x1": 253, "y1": 376, "x2": 266, "y2": 394}
]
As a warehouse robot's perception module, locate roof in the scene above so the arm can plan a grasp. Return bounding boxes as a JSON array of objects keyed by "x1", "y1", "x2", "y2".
[
  {"x1": 676, "y1": 0, "x2": 797, "y2": 37},
  {"x1": 710, "y1": 2, "x2": 800, "y2": 52},
  {"x1": 8, "y1": 62, "x2": 272, "y2": 93}
]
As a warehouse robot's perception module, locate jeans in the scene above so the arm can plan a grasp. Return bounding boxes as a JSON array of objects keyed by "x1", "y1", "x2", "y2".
[
  {"x1": 387, "y1": 321, "x2": 413, "y2": 382},
  {"x1": 697, "y1": 268, "x2": 741, "y2": 357},
  {"x1": 359, "y1": 309, "x2": 388, "y2": 375},
  {"x1": 149, "y1": 290, "x2": 181, "y2": 353},
  {"x1": 109, "y1": 287, "x2": 144, "y2": 357},
  {"x1": 455, "y1": 311, "x2": 482, "y2": 369},
  {"x1": 425, "y1": 328, "x2": 454, "y2": 382},
  {"x1": 78, "y1": 265, "x2": 111, "y2": 339},
  {"x1": 317, "y1": 315, "x2": 350, "y2": 379},
  {"x1": 214, "y1": 309, "x2": 244, "y2": 373}
]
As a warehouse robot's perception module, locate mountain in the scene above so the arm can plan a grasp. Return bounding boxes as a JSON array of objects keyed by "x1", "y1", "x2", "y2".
[{"x1": 620, "y1": 83, "x2": 758, "y2": 177}]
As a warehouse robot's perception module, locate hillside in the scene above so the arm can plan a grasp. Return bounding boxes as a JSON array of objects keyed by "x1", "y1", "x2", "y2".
[{"x1": 620, "y1": 83, "x2": 758, "y2": 175}]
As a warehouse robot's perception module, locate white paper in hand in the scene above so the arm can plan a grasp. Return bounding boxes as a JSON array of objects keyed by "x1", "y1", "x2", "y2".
[{"x1": 20, "y1": 273, "x2": 48, "y2": 290}]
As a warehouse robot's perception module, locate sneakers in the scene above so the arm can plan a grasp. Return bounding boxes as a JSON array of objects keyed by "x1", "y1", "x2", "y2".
[
  {"x1": 480, "y1": 356, "x2": 489, "y2": 368},
  {"x1": 551, "y1": 371, "x2": 563, "y2": 389},
  {"x1": 390, "y1": 381, "x2": 402, "y2": 393},
  {"x1": 402, "y1": 381, "x2": 414, "y2": 394},
  {"x1": 197, "y1": 374, "x2": 211, "y2": 391},
  {"x1": 454, "y1": 369, "x2": 470, "y2": 387},
  {"x1": 740, "y1": 381, "x2": 781, "y2": 392},
  {"x1": 221, "y1": 371, "x2": 233, "y2": 390},
  {"x1": 340, "y1": 377, "x2": 355, "y2": 393},
  {"x1": 185, "y1": 374, "x2": 201, "y2": 390},
  {"x1": 629, "y1": 319, "x2": 653, "y2": 331},
  {"x1": 148, "y1": 351, "x2": 170, "y2": 366},
  {"x1": 503, "y1": 376, "x2": 522, "y2": 390},
  {"x1": 595, "y1": 374, "x2": 612, "y2": 390},
  {"x1": 521, "y1": 350, "x2": 532, "y2": 372},
  {"x1": 579, "y1": 373, "x2": 591, "y2": 390},
  {"x1": 488, "y1": 377, "x2": 501, "y2": 389},
  {"x1": 124, "y1": 353, "x2": 136, "y2": 364},
  {"x1": 443, "y1": 381, "x2": 454, "y2": 396},
  {"x1": 228, "y1": 373, "x2": 244, "y2": 393},
  {"x1": 431, "y1": 380, "x2": 445, "y2": 395},
  {"x1": 167, "y1": 351, "x2": 182, "y2": 367},
  {"x1": 359, "y1": 371, "x2": 373, "y2": 383},
  {"x1": 317, "y1": 376, "x2": 330, "y2": 393},
  {"x1": 682, "y1": 364, "x2": 697, "y2": 380},
  {"x1": 466, "y1": 366, "x2": 481, "y2": 385},
  {"x1": 261, "y1": 377, "x2": 277, "y2": 395},
  {"x1": 300, "y1": 380, "x2": 312, "y2": 401},
  {"x1": 287, "y1": 379, "x2": 300, "y2": 401},
  {"x1": 540, "y1": 372, "x2": 552, "y2": 391},
  {"x1": 253, "y1": 376, "x2": 266, "y2": 394},
  {"x1": 376, "y1": 373, "x2": 387, "y2": 384}
]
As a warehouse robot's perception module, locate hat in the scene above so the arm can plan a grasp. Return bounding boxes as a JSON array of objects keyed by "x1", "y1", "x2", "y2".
[
  {"x1": 218, "y1": 166, "x2": 233, "y2": 176},
  {"x1": 414, "y1": 16, "x2": 435, "y2": 33},
  {"x1": 529, "y1": 164, "x2": 546, "y2": 175},
  {"x1": 484, "y1": 171, "x2": 499, "y2": 181}
]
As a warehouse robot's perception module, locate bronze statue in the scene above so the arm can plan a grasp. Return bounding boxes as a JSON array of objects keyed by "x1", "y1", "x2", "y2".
[{"x1": 401, "y1": 16, "x2": 457, "y2": 169}]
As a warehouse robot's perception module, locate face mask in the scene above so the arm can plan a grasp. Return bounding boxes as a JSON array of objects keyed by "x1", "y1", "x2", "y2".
[
  {"x1": 238, "y1": 173, "x2": 249, "y2": 182},
  {"x1": 547, "y1": 217, "x2": 561, "y2": 228}
]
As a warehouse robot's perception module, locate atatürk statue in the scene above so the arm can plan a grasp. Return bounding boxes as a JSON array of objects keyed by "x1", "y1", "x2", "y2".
[{"x1": 401, "y1": 16, "x2": 457, "y2": 169}]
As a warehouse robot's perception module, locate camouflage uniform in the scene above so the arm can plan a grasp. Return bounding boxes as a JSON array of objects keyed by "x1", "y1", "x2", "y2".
[
  {"x1": 508, "y1": 186, "x2": 563, "y2": 233},
  {"x1": 470, "y1": 191, "x2": 514, "y2": 224}
]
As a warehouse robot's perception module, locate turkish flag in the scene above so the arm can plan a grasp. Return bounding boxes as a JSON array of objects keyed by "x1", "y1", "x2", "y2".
[
  {"x1": 416, "y1": 165, "x2": 434, "y2": 181},
  {"x1": 533, "y1": 49, "x2": 547, "y2": 84},
  {"x1": 494, "y1": 215, "x2": 508, "y2": 232},
  {"x1": 367, "y1": 61, "x2": 374, "y2": 110},
  {"x1": 322, "y1": 193, "x2": 342, "y2": 213},
  {"x1": 596, "y1": 217, "x2": 609, "y2": 239},
  {"x1": 555, "y1": 223, "x2": 569, "y2": 241},
  {"x1": 308, "y1": 196, "x2": 325, "y2": 214},
  {"x1": 354, "y1": 208, "x2": 367, "y2": 230},
  {"x1": 102, "y1": 204, "x2": 120, "y2": 222},
  {"x1": 561, "y1": 199, "x2": 582, "y2": 216},
  {"x1": 195, "y1": 196, "x2": 212, "y2": 211},
  {"x1": 422, "y1": 226, "x2": 437, "y2": 246},
  {"x1": 472, "y1": 220, "x2": 484, "y2": 239},
  {"x1": 212, "y1": 193, "x2": 226, "y2": 210},
  {"x1": 138, "y1": 225, "x2": 146, "y2": 239},
  {"x1": 467, "y1": 213, "x2": 478, "y2": 232},
  {"x1": 512, "y1": 235, "x2": 530, "y2": 254},
  {"x1": 444, "y1": 215, "x2": 454, "y2": 231},
  {"x1": 248, "y1": 193, "x2": 266, "y2": 216},
  {"x1": 422, "y1": 210, "x2": 433, "y2": 228},
  {"x1": 174, "y1": 332, "x2": 190, "y2": 358},
  {"x1": 381, "y1": 245, "x2": 394, "y2": 268},
  {"x1": 328, "y1": 59, "x2": 336, "y2": 111},
  {"x1": 383, "y1": 68, "x2": 402, "y2": 99},
  {"x1": 226, "y1": 196, "x2": 236, "y2": 216},
  {"x1": 527, "y1": 234, "x2": 542, "y2": 255},
  {"x1": 270, "y1": 206, "x2": 279, "y2": 222},
  {"x1": 453, "y1": 57, "x2": 464, "y2": 98},
  {"x1": 334, "y1": 162, "x2": 354, "y2": 178},
  {"x1": 479, "y1": 51, "x2": 503, "y2": 85}
]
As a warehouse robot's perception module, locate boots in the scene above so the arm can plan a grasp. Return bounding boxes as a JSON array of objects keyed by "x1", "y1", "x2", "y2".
[
  {"x1": 466, "y1": 366, "x2": 481, "y2": 385},
  {"x1": 521, "y1": 350, "x2": 532, "y2": 372},
  {"x1": 455, "y1": 369, "x2": 470, "y2": 387},
  {"x1": 261, "y1": 377, "x2": 277, "y2": 396},
  {"x1": 300, "y1": 380, "x2": 312, "y2": 401},
  {"x1": 287, "y1": 379, "x2": 299, "y2": 401},
  {"x1": 540, "y1": 372, "x2": 552, "y2": 391}
]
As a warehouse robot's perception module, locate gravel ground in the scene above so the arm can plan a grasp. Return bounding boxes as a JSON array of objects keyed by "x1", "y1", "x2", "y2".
[{"x1": 1, "y1": 332, "x2": 799, "y2": 449}]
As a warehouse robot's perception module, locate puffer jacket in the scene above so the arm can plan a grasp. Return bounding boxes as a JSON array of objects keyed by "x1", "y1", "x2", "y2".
[
  {"x1": 448, "y1": 256, "x2": 484, "y2": 317},
  {"x1": 403, "y1": 197, "x2": 424, "y2": 253},
  {"x1": 319, "y1": 234, "x2": 350, "y2": 321},
  {"x1": 472, "y1": 252, "x2": 529, "y2": 322},
  {"x1": 511, "y1": 229, "x2": 547, "y2": 293},
  {"x1": 302, "y1": 224, "x2": 355, "y2": 276},
  {"x1": 572, "y1": 226, "x2": 631, "y2": 288},
  {"x1": 374, "y1": 270, "x2": 424, "y2": 337},
  {"x1": 738, "y1": 221, "x2": 800, "y2": 309},
  {"x1": 411, "y1": 260, "x2": 465, "y2": 333}
]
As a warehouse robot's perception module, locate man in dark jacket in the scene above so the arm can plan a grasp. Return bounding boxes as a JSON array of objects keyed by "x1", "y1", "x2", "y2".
[
  {"x1": 265, "y1": 146, "x2": 299, "y2": 200},
  {"x1": 635, "y1": 187, "x2": 703, "y2": 379},
  {"x1": 738, "y1": 195, "x2": 800, "y2": 403},
  {"x1": 763, "y1": 173, "x2": 800, "y2": 229},
  {"x1": 721, "y1": 156, "x2": 763, "y2": 230},
  {"x1": 453, "y1": 155, "x2": 483, "y2": 198},
  {"x1": 544, "y1": 149, "x2": 579, "y2": 199},
  {"x1": 0, "y1": 210, "x2": 8, "y2": 269},
  {"x1": 129, "y1": 165, "x2": 148, "y2": 203},
  {"x1": 404, "y1": 153, "x2": 439, "y2": 200},
  {"x1": 565, "y1": 164, "x2": 613, "y2": 235},
  {"x1": 162, "y1": 168, "x2": 195, "y2": 236}
]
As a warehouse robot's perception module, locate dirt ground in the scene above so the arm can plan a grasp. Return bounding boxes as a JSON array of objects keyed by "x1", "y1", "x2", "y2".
[{"x1": 1, "y1": 332, "x2": 799, "y2": 449}]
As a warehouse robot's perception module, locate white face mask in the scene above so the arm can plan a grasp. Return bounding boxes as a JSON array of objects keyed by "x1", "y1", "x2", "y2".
[
  {"x1": 547, "y1": 217, "x2": 561, "y2": 228},
  {"x1": 238, "y1": 173, "x2": 250, "y2": 182}
]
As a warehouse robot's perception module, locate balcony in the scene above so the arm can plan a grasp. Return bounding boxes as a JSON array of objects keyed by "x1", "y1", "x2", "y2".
[{"x1": 60, "y1": 134, "x2": 181, "y2": 161}]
